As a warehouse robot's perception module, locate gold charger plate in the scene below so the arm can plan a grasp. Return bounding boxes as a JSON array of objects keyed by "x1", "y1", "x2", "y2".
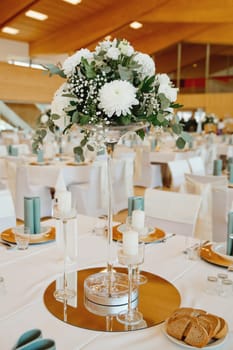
[
  {"x1": 200, "y1": 243, "x2": 233, "y2": 268},
  {"x1": 29, "y1": 161, "x2": 51, "y2": 166},
  {"x1": 44, "y1": 267, "x2": 181, "y2": 332},
  {"x1": 1, "y1": 226, "x2": 56, "y2": 245},
  {"x1": 66, "y1": 162, "x2": 89, "y2": 166},
  {"x1": 112, "y1": 224, "x2": 165, "y2": 243}
]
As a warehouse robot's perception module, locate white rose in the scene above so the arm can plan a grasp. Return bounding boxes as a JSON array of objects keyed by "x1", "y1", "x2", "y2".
[
  {"x1": 40, "y1": 114, "x2": 49, "y2": 124},
  {"x1": 62, "y1": 49, "x2": 93, "y2": 76},
  {"x1": 157, "y1": 73, "x2": 170, "y2": 85},
  {"x1": 118, "y1": 41, "x2": 134, "y2": 56},
  {"x1": 158, "y1": 85, "x2": 178, "y2": 102},
  {"x1": 134, "y1": 52, "x2": 156, "y2": 78},
  {"x1": 50, "y1": 83, "x2": 76, "y2": 130},
  {"x1": 106, "y1": 47, "x2": 120, "y2": 60}
]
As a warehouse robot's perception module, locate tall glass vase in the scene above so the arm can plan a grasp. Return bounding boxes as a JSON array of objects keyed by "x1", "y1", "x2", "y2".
[{"x1": 83, "y1": 122, "x2": 148, "y2": 306}]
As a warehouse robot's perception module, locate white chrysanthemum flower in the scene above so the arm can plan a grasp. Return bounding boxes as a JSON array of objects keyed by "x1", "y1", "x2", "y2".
[
  {"x1": 98, "y1": 80, "x2": 139, "y2": 117},
  {"x1": 134, "y1": 52, "x2": 155, "y2": 78},
  {"x1": 40, "y1": 114, "x2": 49, "y2": 124},
  {"x1": 106, "y1": 47, "x2": 120, "y2": 60},
  {"x1": 118, "y1": 40, "x2": 134, "y2": 56},
  {"x1": 158, "y1": 84, "x2": 178, "y2": 102},
  {"x1": 157, "y1": 73, "x2": 170, "y2": 85},
  {"x1": 62, "y1": 49, "x2": 93, "y2": 76},
  {"x1": 51, "y1": 83, "x2": 75, "y2": 129}
]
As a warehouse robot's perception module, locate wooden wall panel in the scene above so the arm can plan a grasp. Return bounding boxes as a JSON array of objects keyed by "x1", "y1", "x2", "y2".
[{"x1": 0, "y1": 62, "x2": 62, "y2": 103}]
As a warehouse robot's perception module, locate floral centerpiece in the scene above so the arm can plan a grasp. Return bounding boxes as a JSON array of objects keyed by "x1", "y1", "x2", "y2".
[{"x1": 33, "y1": 38, "x2": 188, "y2": 159}]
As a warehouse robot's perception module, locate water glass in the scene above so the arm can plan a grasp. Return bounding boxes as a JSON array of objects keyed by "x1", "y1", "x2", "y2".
[
  {"x1": 205, "y1": 275, "x2": 218, "y2": 295},
  {"x1": 219, "y1": 279, "x2": 233, "y2": 297},
  {"x1": 13, "y1": 226, "x2": 30, "y2": 250}
]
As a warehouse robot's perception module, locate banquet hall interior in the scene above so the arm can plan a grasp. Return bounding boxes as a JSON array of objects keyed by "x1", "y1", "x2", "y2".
[{"x1": 1, "y1": 1, "x2": 233, "y2": 349}]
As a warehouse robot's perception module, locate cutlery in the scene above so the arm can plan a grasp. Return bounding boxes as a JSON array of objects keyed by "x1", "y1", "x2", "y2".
[{"x1": 0, "y1": 240, "x2": 15, "y2": 249}]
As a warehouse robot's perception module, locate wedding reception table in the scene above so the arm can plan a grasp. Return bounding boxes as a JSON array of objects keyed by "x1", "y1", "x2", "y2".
[{"x1": 0, "y1": 215, "x2": 233, "y2": 349}]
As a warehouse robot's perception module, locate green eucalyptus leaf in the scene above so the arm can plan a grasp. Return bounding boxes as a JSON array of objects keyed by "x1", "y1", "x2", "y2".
[
  {"x1": 172, "y1": 123, "x2": 182, "y2": 135},
  {"x1": 176, "y1": 137, "x2": 186, "y2": 149},
  {"x1": 87, "y1": 144, "x2": 95, "y2": 151},
  {"x1": 159, "y1": 93, "x2": 170, "y2": 109},
  {"x1": 51, "y1": 113, "x2": 61, "y2": 120},
  {"x1": 157, "y1": 112, "x2": 165, "y2": 123},
  {"x1": 74, "y1": 146, "x2": 83, "y2": 155},
  {"x1": 80, "y1": 138, "x2": 87, "y2": 147},
  {"x1": 180, "y1": 131, "x2": 192, "y2": 142},
  {"x1": 44, "y1": 64, "x2": 66, "y2": 78}
]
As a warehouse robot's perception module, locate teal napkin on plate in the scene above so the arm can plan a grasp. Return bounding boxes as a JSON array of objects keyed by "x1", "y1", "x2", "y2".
[
  {"x1": 12, "y1": 329, "x2": 55, "y2": 350},
  {"x1": 37, "y1": 149, "x2": 44, "y2": 163},
  {"x1": 213, "y1": 159, "x2": 222, "y2": 176},
  {"x1": 227, "y1": 212, "x2": 233, "y2": 256},
  {"x1": 128, "y1": 196, "x2": 144, "y2": 217},
  {"x1": 11, "y1": 147, "x2": 18, "y2": 156},
  {"x1": 24, "y1": 198, "x2": 34, "y2": 234},
  {"x1": 24, "y1": 197, "x2": 41, "y2": 234}
]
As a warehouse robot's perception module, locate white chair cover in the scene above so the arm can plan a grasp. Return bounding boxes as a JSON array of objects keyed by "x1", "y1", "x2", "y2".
[
  {"x1": 0, "y1": 188, "x2": 16, "y2": 232},
  {"x1": 188, "y1": 156, "x2": 206, "y2": 175},
  {"x1": 134, "y1": 150, "x2": 162, "y2": 188},
  {"x1": 0, "y1": 145, "x2": 7, "y2": 156},
  {"x1": 15, "y1": 165, "x2": 52, "y2": 220},
  {"x1": 168, "y1": 159, "x2": 191, "y2": 190},
  {"x1": 182, "y1": 173, "x2": 228, "y2": 241},
  {"x1": 144, "y1": 188, "x2": 202, "y2": 237}
]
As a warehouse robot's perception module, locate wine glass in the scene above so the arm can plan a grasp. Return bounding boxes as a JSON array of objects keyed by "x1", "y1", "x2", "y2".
[{"x1": 116, "y1": 239, "x2": 145, "y2": 326}]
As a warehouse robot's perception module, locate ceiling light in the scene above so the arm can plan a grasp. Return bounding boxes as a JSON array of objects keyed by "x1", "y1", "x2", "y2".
[
  {"x1": 129, "y1": 21, "x2": 143, "y2": 29},
  {"x1": 104, "y1": 35, "x2": 112, "y2": 41},
  {"x1": 62, "y1": 0, "x2": 82, "y2": 4},
  {"x1": 1, "y1": 26, "x2": 19, "y2": 35},
  {"x1": 8, "y1": 60, "x2": 46, "y2": 70},
  {"x1": 25, "y1": 10, "x2": 48, "y2": 21},
  {"x1": 192, "y1": 63, "x2": 198, "y2": 68}
]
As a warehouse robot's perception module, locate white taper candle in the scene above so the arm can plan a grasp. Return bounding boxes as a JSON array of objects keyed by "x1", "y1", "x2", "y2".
[
  {"x1": 132, "y1": 209, "x2": 145, "y2": 231},
  {"x1": 123, "y1": 230, "x2": 139, "y2": 256}
]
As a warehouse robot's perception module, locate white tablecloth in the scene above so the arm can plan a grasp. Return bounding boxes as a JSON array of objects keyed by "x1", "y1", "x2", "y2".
[{"x1": 0, "y1": 215, "x2": 233, "y2": 349}]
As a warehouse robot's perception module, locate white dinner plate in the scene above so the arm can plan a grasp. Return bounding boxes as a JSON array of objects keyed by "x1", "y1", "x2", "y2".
[
  {"x1": 212, "y1": 242, "x2": 233, "y2": 262},
  {"x1": 117, "y1": 224, "x2": 154, "y2": 236},
  {"x1": 162, "y1": 323, "x2": 227, "y2": 349}
]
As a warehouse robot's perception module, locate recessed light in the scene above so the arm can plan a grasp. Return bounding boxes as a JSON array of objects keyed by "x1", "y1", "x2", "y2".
[
  {"x1": 129, "y1": 21, "x2": 143, "y2": 29},
  {"x1": 104, "y1": 35, "x2": 112, "y2": 41},
  {"x1": 62, "y1": 0, "x2": 82, "y2": 4},
  {"x1": 1, "y1": 26, "x2": 19, "y2": 35},
  {"x1": 25, "y1": 10, "x2": 48, "y2": 21},
  {"x1": 192, "y1": 63, "x2": 198, "y2": 68}
]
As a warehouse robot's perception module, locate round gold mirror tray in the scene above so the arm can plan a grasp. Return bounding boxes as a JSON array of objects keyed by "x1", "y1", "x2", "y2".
[
  {"x1": 44, "y1": 267, "x2": 181, "y2": 332},
  {"x1": 200, "y1": 243, "x2": 233, "y2": 268}
]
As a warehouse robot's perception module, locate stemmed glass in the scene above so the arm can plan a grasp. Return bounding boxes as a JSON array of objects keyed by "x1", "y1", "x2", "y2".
[{"x1": 116, "y1": 238, "x2": 145, "y2": 325}]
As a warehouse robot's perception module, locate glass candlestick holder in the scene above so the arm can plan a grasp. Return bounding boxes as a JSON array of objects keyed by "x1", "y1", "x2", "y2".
[
  {"x1": 53, "y1": 202, "x2": 77, "y2": 301},
  {"x1": 117, "y1": 241, "x2": 145, "y2": 326}
]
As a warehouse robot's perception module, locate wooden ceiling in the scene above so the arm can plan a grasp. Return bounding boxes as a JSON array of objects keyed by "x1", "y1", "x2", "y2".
[{"x1": 0, "y1": 0, "x2": 233, "y2": 75}]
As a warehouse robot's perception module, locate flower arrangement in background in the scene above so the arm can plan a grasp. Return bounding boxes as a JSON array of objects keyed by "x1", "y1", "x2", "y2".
[{"x1": 33, "y1": 38, "x2": 189, "y2": 158}]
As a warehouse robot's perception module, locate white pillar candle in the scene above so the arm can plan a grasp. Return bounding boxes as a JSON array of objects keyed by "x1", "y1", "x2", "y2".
[
  {"x1": 123, "y1": 230, "x2": 139, "y2": 256},
  {"x1": 56, "y1": 190, "x2": 72, "y2": 215},
  {"x1": 132, "y1": 209, "x2": 145, "y2": 231}
]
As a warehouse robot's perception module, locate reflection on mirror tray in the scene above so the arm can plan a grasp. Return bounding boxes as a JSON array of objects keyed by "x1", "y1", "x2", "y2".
[{"x1": 43, "y1": 267, "x2": 181, "y2": 332}]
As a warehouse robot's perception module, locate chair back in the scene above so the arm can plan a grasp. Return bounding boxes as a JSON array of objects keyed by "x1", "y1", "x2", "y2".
[
  {"x1": 0, "y1": 188, "x2": 16, "y2": 231},
  {"x1": 144, "y1": 188, "x2": 202, "y2": 237},
  {"x1": 168, "y1": 159, "x2": 191, "y2": 190},
  {"x1": 188, "y1": 156, "x2": 205, "y2": 175}
]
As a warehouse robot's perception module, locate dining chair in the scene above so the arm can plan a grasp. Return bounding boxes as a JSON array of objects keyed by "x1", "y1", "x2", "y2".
[
  {"x1": 168, "y1": 159, "x2": 191, "y2": 191},
  {"x1": 188, "y1": 156, "x2": 206, "y2": 175},
  {"x1": 0, "y1": 188, "x2": 16, "y2": 232},
  {"x1": 14, "y1": 165, "x2": 53, "y2": 220},
  {"x1": 144, "y1": 188, "x2": 202, "y2": 237},
  {"x1": 134, "y1": 150, "x2": 163, "y2": 188},
  {"x1": 182, "y1": 173, "x2": 229, "y2": 241}
]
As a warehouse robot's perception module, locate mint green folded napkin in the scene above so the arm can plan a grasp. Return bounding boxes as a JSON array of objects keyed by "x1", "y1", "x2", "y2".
[
  {"x1": 33, "y1": 197, "x2": 41, "y2": 234},
  {"x1": 24, "y1": 198, "x2": 34, "y2": 234},
  {"x1": 128, "y1": 196, "x2": 144, "y2": 217},
  {"x1": 227, "y1": 212, "x2": 233, "y2": 256},
  {"x1": 24, "y1": 197, "x2": 41, "y2": 234},
  {"x1": 213, "y1": 159, "x2": 222, "y2": 176},
  {"x1": 12, "y1": 329, "x2": 56, "y2": 350},
  {"x1": 11, "y1": 147, "x2": 18, "y2": 156},
  {"x1": 12, "y1": 329, "x2": 42, "y2": 349},
  {"x1": 37, "y1": 150, "x2": 44, "y2": 163}
]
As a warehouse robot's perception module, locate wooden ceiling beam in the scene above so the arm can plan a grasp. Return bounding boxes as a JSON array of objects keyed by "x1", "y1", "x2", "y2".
[
  {"x1": 186, "y1": 24, "x2": 233, "y2": 45},
  {"x1": 131, "y1": 23, "x2": 210, "y2": 55},
  {"x1": 29, "y1": 0, "x2": 168, "y2": 55},
  {"x1": 0, "y1": 0, "x2": 40, "y2": 28},
  {"x1": 141, "y1": 0, "x2": 233, "y2": 23}
]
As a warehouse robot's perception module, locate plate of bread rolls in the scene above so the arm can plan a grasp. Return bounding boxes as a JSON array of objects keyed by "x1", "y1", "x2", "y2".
[{"x1": 163, "y1": 307, "x2": 228, "y2": 348}]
